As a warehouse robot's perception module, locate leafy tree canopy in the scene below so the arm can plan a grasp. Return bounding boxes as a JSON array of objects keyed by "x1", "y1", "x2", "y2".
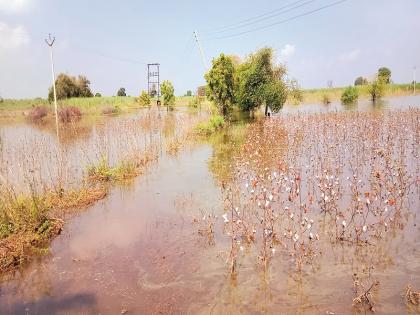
[
  {"x1": 204, "y1": 54, "x2": 236, "y2": 117},
  {"x1": 160, "y1": 80, "x2": 175, "y2": 108},
  {"x1": 117, "y1": 87, "x2": 126, "y2": 97},
  {"x1": 378, "y1": 67, "x2": 391, "y2": 84},
  {"x1": 48, "y1": 74, "x2": 93, "y2": 101},
  {"x1": 354, "y1": 76, "x2": 368, "y2": 86},
  {"x1": 236, "y1": 47, "x2": 287, "y2": 114}
]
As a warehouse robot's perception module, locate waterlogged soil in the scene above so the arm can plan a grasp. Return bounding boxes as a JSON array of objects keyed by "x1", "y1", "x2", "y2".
[{"x1": 0, "y1": 102, "x2": 419, "y2": 314}]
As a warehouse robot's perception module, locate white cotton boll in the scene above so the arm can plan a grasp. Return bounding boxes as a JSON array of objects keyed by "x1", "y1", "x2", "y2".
[
  {"x1": 222, "y1": 213, "x2": 229, "y2": 223},
  {"x1": 269, "y1": 194, "x2": 274, "y2": 201},
  {"x1": 342, "y1": 220, "x2": 347, "y2": 227},
  {"x1": 265, "y1": 200, "x2": 270, "y2": 207},
  {"x1": 362, "y1": 225, "x2": 367, "y2": 232}
]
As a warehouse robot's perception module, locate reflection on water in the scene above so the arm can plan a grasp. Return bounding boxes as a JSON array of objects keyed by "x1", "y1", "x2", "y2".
[
  {"x1": 0, "y1": 108, "x2": 204, "y2": 193},
  {"x1": 282, "y1": 94, "x2": 420, "y2": 114}
]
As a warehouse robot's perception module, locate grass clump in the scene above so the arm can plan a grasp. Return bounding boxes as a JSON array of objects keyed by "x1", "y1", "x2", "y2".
[
  {"x1": 0, "y1": 186, "x2": 108, "y2": 273},
  {"x1": 195, "y1": 115, "x2": 225, "y2": 135},
  {"x1": 341, "y1": 86, "x2": 359, "y2": 104},
  {"x1": 87, "y1": 154, "x2": 157, "y2": 183}
]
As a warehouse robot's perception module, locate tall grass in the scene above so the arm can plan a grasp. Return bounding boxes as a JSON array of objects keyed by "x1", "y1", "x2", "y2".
[{"x1": 295, "y1": 83, "x2": 420, "y2": 104}]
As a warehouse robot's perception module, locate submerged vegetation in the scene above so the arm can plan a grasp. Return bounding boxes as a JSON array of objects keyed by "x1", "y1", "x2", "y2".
[
  {"x1": 0, "y1": 109, "x2": 207, "y2": 273},
  {"x1": 195, "y1": 108, "x2": 419, "y2": 312},
  {"x1": 341, "y1": 86, "x2": 359, "y2": 104},
  {"x1": 195, "y1": 115, "x2": 225, "y2": 135}
]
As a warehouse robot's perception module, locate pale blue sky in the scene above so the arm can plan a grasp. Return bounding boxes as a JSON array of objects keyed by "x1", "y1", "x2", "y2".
[{"x1": 0, "y1": 0, "x2": 419, "y2": 98}]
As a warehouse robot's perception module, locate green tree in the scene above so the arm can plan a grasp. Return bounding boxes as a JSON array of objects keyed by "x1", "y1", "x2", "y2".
[
  {"x1": 75, "y1": 75, "x2": 93, "y2": 97},
  {"x1": 117, "y1": 88, "x2": 126, "y2": 96},
  {"x1": 378, "y1": 67, "x2": 391, "y2": 84},
  {"x1": 160, "y1": 80, "x2": 175, "y2": 110},
  {"x1": 354, "y1": 76, "x2": 368, "y2": 86},
  {"x1": 236, "y1": 47, "x2": 287, "y2": 115},
  {"x1": 95, "y1": 92, "x2": 102, "y2": 97},
  {"x1": 48, "y1": 73, "x2": 93, "y2": 101},
  {"x1": 186, "y1": 90, "x2": 192, "y2": 96},
  {"x1": 369, "y1": 77, "x2": 385, "y2": 102},
  {"x1": 138, "y1": 90, "x2": 151, "y2": 107},
  {"x1": 204, "y1": 54, "x2": 236, "y2": 117}
]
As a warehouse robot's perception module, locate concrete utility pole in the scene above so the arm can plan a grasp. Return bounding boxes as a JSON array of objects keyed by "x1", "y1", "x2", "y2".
[
  {"x1": 45, "y1": 34, "x2": 59, "y2": 138},
  {"x1": 193, "y1": 31, "x2": 208, "y2": 70}
]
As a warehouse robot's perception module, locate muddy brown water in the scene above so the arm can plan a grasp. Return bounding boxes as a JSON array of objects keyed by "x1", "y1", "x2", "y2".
[{"x1": 0, "y1": 99, "x2": 419, "y2": 314}]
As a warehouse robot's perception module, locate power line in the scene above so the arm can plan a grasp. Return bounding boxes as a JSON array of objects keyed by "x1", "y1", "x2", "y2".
[
  {"x1": 202, "y1": 0, "x2": 318, "y2": 35},
  {"x1": 204, "y1": 0, "x2": 350, "y2": 41}
]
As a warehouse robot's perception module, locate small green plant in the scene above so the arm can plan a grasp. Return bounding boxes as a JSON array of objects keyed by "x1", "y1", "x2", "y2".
[
  {"x1": 160, "y1": 80, "x2": 175, "y2": 110},
  {"x1": 195, "y1": 115, "x2": 225, "y2": 135},
  {"x1": 87, "y1": 157, "x2": 138, "y2": 182},
  {"x1": 341, "y1": 86, "x2": 359, "y2": 104}
]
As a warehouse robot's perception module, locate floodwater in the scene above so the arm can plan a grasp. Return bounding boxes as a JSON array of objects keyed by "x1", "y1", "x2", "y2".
[
  {"x1": 0, "y1": 98, "x2": 419, "y2": 314},
  {"x1": 282, "y1": 94, "x2": 420, "y2": 114}
]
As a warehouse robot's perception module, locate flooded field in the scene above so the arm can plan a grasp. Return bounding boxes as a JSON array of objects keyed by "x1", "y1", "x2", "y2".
[{"x1": 0, "y1": 99, "x2": 419, "y2": 314}]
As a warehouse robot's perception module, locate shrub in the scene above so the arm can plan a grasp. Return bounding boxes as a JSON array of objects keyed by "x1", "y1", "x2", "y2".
[
  {"x1": 369, "y1": 79, "x2": 385, "y2": 102},
  {"x1": 341, "y1": 86, "x2": 359, "y2": 104},
  {"x1": 28, "y1": 106, "x2": 48, "y2": 122},
  {"x1": 58, "y1": 106, "x2": 82, "y2": 123},
  {"x1": 95, "y1": 93, "x2": 102, "y2": 97},
  {"x1": 160, "y1": 81, "x2": 175, "y2": 110},
  {"x1": 138, "y1": 91, "x2": 151, "y2": 107},
  {"x1": 195, "y1": 115, "x2": 225, "y2": 135}
]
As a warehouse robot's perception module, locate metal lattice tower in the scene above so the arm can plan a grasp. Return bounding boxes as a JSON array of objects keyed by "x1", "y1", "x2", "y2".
[{"x1": 147, "y1": 63, "x2": 160, "y2": 100}]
